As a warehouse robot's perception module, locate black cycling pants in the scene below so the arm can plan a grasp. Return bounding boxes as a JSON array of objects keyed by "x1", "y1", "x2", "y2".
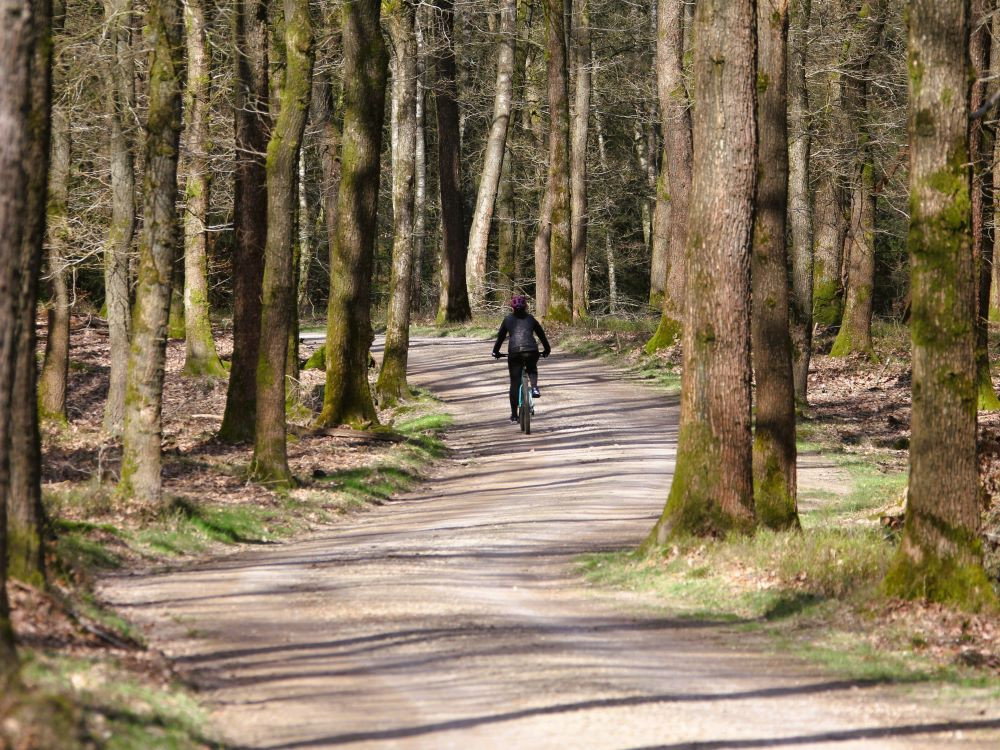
[{"x1": 507, "y1": 351, "x2": 540, "y2": 415}]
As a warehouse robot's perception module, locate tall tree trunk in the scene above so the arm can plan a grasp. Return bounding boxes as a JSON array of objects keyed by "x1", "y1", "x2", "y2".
[
  {"x1": 830, "y1": 1, "x2": 882, "y2": 358},
  {"x1": 884, "y1": 0, "x2": 996, "y2": 611},
  {"x1": 315, "y1": 0, "x2": 387, "y2": 427},
  {"x1": 496, "y1": 145, "x2": 516, "y2": 300},
  {"x1": 296, "y1": 153, "x2": 314, "y2": 310},
  {"x1": 9, "y1": 0, "x2": 52, "y2": 588},
  {"x1": 992, "y1": 12, "x2": 1000, "y2": 321},
  {"x1": 466, "y1": 0, "x2": 516, "y2": 310},
  {"x1": 594, "y1": 105, "x2": 618, "y2": 315},
  {"x1": 412, "y1": 18, "x2": 427, "y2": 306},
  {"x1": 569, "y1": 0, "x2": 590, "y2": 321},
  {"x1": 0, "y1": 0, "x2": 35, "y2": 681},
  {"x1": 544, "y1": 0, "x2": 572, "y2": 322},
  {"x1": 812, "y1": 173, "x2": 846, "y2": 325},
  {"x1": 432, "y1": 0, "x2": 471, "y2": 324},
  {"x1": 219, "y1": 0, "x2": 269, "y2": 443},
  {"x1": 636, "y1": 120, "x2": 658, "y2": 306},
  {"x1": 182, "y1": 0, "x2": 224, "y2": 377},
  {"x1": 377, "y1": 0, "x2": 418, "y2": 406},
  {"x1": 646, "y1": 0, "x2": 692, "y2": 352},
  {"x1": 787, "y1": 0, "x2": 813, "y2": 403},
  {"x1": 38, "y1": 104, "x2": 70, "y2": 420},
  {"x1": 250, "y1": 0, "x2": 314, "y2": 483},
  {"x1": 644, "y1": 0, "x2": 757, "y2": 547},
  {"x1": 752, "y1": 0, "x2": 798, "y2": 530},
  {"x1": 971, "y1": 0, "x2": 1000, "y2": 410},
  {"x1": 102, "y1": 0, "x2": 136, "y2": 435},
  {"x1": 118, "y1": 0, "x2": 184, "y2": 502},
  {"x1": 533, "y1": 184, "x2": 553, "y2": 316}
]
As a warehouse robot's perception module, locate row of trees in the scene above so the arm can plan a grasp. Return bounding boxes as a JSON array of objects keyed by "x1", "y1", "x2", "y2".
[
  {"x1": 643, "y1": 0, "x2": 996, "y2": 612},
  {"x1": 2, "y1": 0, "x2": 998, "y2": 690}
]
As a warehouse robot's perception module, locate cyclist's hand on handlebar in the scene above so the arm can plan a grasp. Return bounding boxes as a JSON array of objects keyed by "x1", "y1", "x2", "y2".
[
  {"x1": 492, "y1": 351, "x2": 501, "y2": 359},
  {"x1": 542, "y1": 349, "x2": 551, "y2": 358}
]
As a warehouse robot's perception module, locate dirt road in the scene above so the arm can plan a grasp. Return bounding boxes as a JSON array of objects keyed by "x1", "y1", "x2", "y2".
[{"x1": 103, "y1": 338, "x2": 1000, "y2": 749}]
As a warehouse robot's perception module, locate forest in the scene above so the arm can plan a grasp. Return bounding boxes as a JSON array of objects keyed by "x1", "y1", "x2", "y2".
[{"x1": 2, "y1": 0, "x2": 1000, "y2": 746}]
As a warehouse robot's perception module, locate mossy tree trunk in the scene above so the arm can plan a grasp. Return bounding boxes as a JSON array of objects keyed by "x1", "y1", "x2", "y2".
[
  {"x1": 181, "y1": 0, "x2": 225, "y2": 378},
  {"x1": 752, "y1": 0, "x2": 799, "y2": 531},
  {"x1": 787, "y1": 0, "x2": 813, "y2": 403},
  {"x1": 466, "y1": 0, "x2": 516, "y2": 311},
  {"x1": 432, "y1": 0, "x2": 471, "y2": 325},
  {"x1": 991, "y1": 11, "x2": 1000, "y2": 321},
  {"x1": 830, "y1": 0, "x2": 883, "y2": 359},
  {"x1": 884, "y1": 0, "x2": 996, "y2": 611},
  {"x1": 644, "y1": 0, "x2": 757, "y2": 548},
  {"x1": 315, "y1": 0, "x2": 386, "y2": 427},
  {"x1": 812, "y1": 173, "x2": 846, "y2": 326},
  {"x1": 496, "y1": 145, "x2": 516, "y2": 301},
  {"x1": 646, "y1": 0, "x2": 691, "y2": 354},
  {"x1": 9, "y1": 0, "x2": 53, "y2": 588},
  {"x1": 376, "y1": 0, "x2": 418, "y2": 407},
  {"x1": 970, "y1": 0, "x2": 1000, "y2": 411},
  {"x1": 38, "y1": 104, "x2": 70, "y2": 421},
  {"x1": 0, "y1": 0, "x2": 35, "y2": 679},
  {"x1": 250, "y1": 0, "x2": 313, "y2": 484},
  {"x1": 118, "y1": 0, "x2": 184, "y2": 503},
  {"x1": 102, "y1": 0, "x2": 136, "y2": 435},
  {"x1": 412, "y1": 18, "x2": 427, "y2": 306},
  {"x1": 533, "y1": 177, "x2": 553, "y2": 317},
  {"x1": 543, "y1": 0, "x2": 572, "y2": 323},
  {"x1": 569, "y1": 0, "x2": 590, "y2": 321},
  {"x1": 219, "y1": 0, "x2": 269, "y2": 444}
]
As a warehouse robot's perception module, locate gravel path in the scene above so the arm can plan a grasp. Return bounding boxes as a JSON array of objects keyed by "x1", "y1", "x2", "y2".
[{"x1": 102, "y1": 338, "x2": 1000, "y2": 749}]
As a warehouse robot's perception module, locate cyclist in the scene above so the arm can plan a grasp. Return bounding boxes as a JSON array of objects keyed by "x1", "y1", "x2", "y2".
[{"x1": 492, "y1": 295, "x2": 551, "y2": 423}]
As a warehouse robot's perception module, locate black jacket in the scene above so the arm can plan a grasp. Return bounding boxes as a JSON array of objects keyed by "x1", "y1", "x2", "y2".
[{"x1": 493, "y1": 311, "x2": 551, "y2": 356}]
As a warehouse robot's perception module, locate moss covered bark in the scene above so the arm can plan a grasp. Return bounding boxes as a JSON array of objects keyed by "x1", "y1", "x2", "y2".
[
  {"x1": 543, "y1": 0, "x2": 573, "y2": 323},
  {"x1": 751, "y1": 0, "x2": 799, "y2": 531},
  {"x1": 646, "y1": 0, "x2": 691, "y2": 354},
  {"x1": 219, "y1": 0, "x2": 269, "y2": 444},
  {"x1": 118, "y1": 0, "x2": 184, "y2": 502},
  {"x1": 10, "y1": 0, "x2": 53, "y2": 587},
  {"x1": 315, "y1": 0, "x2": 386, "y2": 427},
  {"x1": 250, "y1": 0, "x2": 314, "y2": 484},
  {"x1": 643, "y1": 0, "x2": 757, "y2": 548},
  {"x1": 376, "y1": 0, "x2": 418, "y2": 408},
  {"x1": 181, "y1": 0, "x2": 225, "y2": 378},
  {"x1": 102, "y1": 0, "x2": 136, "y2": 435},
  {"x1": 811, "y1": 177, "x2": 846, "y2": 327},
  {"x1": 884, "y1": 0, "x2": 997, "y2": 612}
]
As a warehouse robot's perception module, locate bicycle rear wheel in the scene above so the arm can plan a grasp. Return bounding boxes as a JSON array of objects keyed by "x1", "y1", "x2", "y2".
[{"x1": 520, "y1": 374, "x2": 531, "y2": 434}]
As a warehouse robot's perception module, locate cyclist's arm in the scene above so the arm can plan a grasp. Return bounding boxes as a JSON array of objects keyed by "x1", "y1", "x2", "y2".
[
  {"x1": 534, "y1": 320, "x2": 552, "y2": 356},
  {"x1": 492, "y1": 321, "x2": 509, "y2": 356}
]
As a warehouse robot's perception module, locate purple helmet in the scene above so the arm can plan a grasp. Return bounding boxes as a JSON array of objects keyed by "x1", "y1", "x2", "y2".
[{"x1": 510, "y1": 294, "x2": 527, "y2": 310}]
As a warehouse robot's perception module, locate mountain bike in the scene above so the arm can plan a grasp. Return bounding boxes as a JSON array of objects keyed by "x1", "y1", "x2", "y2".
[{"x1": 495, "y1": 353, "x2": 535, "y2": 434}]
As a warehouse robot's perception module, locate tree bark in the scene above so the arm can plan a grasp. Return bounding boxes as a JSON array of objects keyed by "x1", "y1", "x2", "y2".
[
  {"x1": 377, "y1": 0, "x2": 418, "y2": 407},
  {"x1": 315, "y1": 0, "x2": 387, "y2": 427},
  {"x1": 830, "y1": 0, "x2": 882, "y2": 358},
  {"x1": 533, "y1": 184, "x2": 553, "y2": 316},
  {"x1": 543, "y1": 0, "x2": 572, "y2": 322},
  {"x1": 644, "y1": 0, "x2": 757, "y2": 546},
  {"x1": 432, "y1": 0, "x2": 471, "y2": 324},
  {"x1": 884, "y1": 0, "x2": 996, "y2": 611},
  {"x1": 0, "y1": 0, "x2": 34, "y2": 681},
  {"x1": 787, "y1": 0, "x2": 813, "y2": 403},
  {"x1": 219, "y1": 0, "x2": 269, "y2": 443},
  {"x1": 646, "y1": 0, "x2": 692, "y2": 353},
  {"x1": 118, "y1": 0, "x2": 184, "y2": 502},
  {"x1": 496, "y1": 145, "x2": 516, "y2": 301},
  {"x1": 412, "y1": 17, "x2": 427, "y2": 306},
  {"x1": 38, "y1": 104, "x2": 70, "y2": 420},
  {"x1": 182, "y1": 0, "x2": 225, "y2": 377},
  {"x1": 9, "y1": 0, "x2": 52, "y2": 588},
  {"x1": 637, "y1": 120, "x2": 659, "y2": 306},
  {"x1": 569, "y1": 0, "x2": 590, "y2": 321},
  {"x1": 812, "y1": 172, "x2": 846, "y2": 326},
  {"x1": 970, "y1": 0, "x2": 1000, "y2": 410},
  {"x1": 466, "y1": 0, "x2": 516, "y2": 311},
  {"x1": 752, "y1": 0, "x2": 799, "y2": 530},
  {"x1": 102, "y1": 0, "x2": 136, "y2": 435},
  {"x1": 250, "y1": 0, "x2": 314, "y2": 484},
  {"x1": 595, "y1": 109, "x2": 618, "y2": 314}
]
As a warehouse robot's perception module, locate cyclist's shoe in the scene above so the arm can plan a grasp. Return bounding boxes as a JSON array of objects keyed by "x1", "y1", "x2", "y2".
[
  {"x1": 509, "y1": 415, "x2": 519, "y2": 424},
  {"x1": 531, "y1": 386, "x2": 541, "y2": 398}
]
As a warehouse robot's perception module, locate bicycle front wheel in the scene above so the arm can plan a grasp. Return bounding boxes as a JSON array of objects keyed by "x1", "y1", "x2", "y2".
[{"x1": 520, "y1": 376, "x2": 531, "y2": 434}]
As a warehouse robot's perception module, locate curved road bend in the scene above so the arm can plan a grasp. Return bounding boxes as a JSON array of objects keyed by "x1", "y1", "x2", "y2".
[{"x1": 103, "y1": 337, "x2": 1000, "y2": 749}]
